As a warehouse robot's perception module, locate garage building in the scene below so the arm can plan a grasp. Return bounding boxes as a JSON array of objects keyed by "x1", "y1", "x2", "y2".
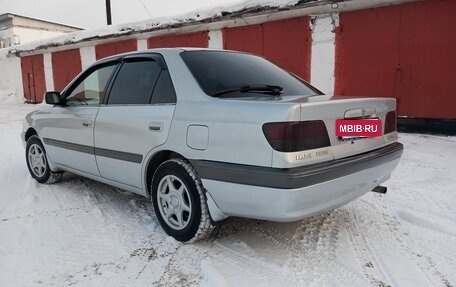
[{"x1": 0, "y1": 0, "x2": 454, "y2": 127}]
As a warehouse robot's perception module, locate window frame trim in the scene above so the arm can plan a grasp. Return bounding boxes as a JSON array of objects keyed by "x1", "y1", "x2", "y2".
[
  {"x1": 62, "y1": 58, "x2": 121, "y2": 106},
  {"x1": 103, "y1": 53, "x2": 175, "y2": 106}
]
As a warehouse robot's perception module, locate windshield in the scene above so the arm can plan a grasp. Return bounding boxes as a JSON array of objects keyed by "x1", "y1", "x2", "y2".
[{"x1": 180, "y1": 50, "x2": 321, "y2": 98}]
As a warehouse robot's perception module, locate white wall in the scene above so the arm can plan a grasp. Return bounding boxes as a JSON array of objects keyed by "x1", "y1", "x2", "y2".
[
  {"x1": 13, "y1": 27, "x2": 68, "y2": 46},
  {"x1": 0, "y1": 55, "x2": 24, "y2": 103},
  {"x1": 43, "y1": 53, "x2": 54, "y2": 91},
  {"x1": 208, "y1": 30, "x2": 223, "y2": 49},
  {"x1": 0, "y1": 28, "x2": 15, "y2": 47},
  {"x1": 137, "y1": 39, "x2": 148, "y2": 51},
  {"x1": 310, "y1": 14, "x2": 337, "y2": 95},
  {"x1": 80, "y1": 46, "x2": 96, "y2": 70}
]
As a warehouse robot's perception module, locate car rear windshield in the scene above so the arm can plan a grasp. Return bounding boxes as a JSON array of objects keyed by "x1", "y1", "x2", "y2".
[{"x1": 180, "y1": 50, "x2": 321, "y2": 98}]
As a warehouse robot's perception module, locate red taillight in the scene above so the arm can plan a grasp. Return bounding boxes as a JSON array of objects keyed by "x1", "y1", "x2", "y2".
[
  {"x1": 385, "y1": 111, "x2": 396, "y2": 134},
  {"x1": 262, "y1": 121, "x2": 330, "y2": 152}
]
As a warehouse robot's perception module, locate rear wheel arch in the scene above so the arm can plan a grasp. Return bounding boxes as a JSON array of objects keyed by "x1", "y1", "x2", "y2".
[
  {"x1": 151, "y1": 158, "x2": 214, "y2": 241},
  {"x1": 144, "y1": 150, "x2": 185, "y2": 197}
]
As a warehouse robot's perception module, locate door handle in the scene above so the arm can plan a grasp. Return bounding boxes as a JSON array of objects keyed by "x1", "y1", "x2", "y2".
[
  {"x1": 82, "y1": 119, "x2": 92, "y2": 127},
  {"x1": 149, "y1": 122, "x2": 163, "y2": 132}
]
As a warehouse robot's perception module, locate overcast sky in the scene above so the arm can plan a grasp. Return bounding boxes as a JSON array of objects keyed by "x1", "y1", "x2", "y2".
[{"x1": 0, "y1": 0, "x2": 241, "y2": 29}]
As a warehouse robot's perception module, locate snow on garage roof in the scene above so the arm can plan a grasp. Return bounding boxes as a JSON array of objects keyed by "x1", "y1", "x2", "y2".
[
  {"x1": 0, "y1": 0, "x2": 419, "y2": 57},
  {"x1": 0, "y1": 0, "x2": 325, "y2": 57}
]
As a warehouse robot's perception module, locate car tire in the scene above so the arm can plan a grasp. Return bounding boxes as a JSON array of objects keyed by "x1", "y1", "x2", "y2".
[
  {"x1": 25, "y1": 135, "x2": 63, "y2": 184},
  {"x1": 151, "y1": 158, "x2": 213, "y2": 242}
]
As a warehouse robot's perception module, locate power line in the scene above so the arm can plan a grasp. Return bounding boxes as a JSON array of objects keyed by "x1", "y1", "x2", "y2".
[{"x1": 137, "y1": 0, "x2": 152, "y2": 18}]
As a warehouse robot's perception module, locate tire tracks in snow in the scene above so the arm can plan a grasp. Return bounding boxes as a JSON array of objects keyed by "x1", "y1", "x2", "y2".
[
  {"x1": 356, "y1": 199, "x2": 455, "y2": 287},
  {"x1": 344, "y1": 207, "x2": 395, "y2": 287},
  {"x1": 211, "y1": 241, "x2": 289, "y2": 287},
  {"x1": 205, "y1": 220, "x2": 295, "y2": 286},
  {"x1": 0, "y1": 199, "x2": 115, "y2": 223},
  {"x1": 55, "y1": 235, "x2": 176, "y2": 286},
  {"x1": 283, "y1": 210, "x2": 369, "y2": 286},
  {"x1": 213, "y1": 212, "x2": 367, "y2": 286},
  {"x1": 149, "y1": 239, "x2": 232, "y2": 287}
]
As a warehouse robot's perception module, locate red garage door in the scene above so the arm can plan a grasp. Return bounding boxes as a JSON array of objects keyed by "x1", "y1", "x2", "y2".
[
  {"x1": 334, "y1": 6, "x2": 400, "y2": 101},
  {"x1": 95, "y1": 39, "x2": 137, "y2": 60},
  {"x1": 336, "y1": 0, "x2": 456, "y2": 119},
  {"x1": 21, "y1": 54, "x2": 46, "y2": 103},
  {"x1": 52, "y1": 49, "x2": 82, "y2": 92},
  {"x1": 223, "y1": 25, "x2": 262, "y2": 54},
  {"x1": 223, "y1": 17, "x2": 311, "y2": 81},
  {"x1": 147, "y1": 32, "x2": 208, "y2": 48}
]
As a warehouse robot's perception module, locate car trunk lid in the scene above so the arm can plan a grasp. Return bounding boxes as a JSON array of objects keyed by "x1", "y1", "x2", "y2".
[
  {"x1": 268, "y1": 95, "x2": 398, "y2": 168},
  {"x1": 301, "y1": 96, "x2": 397, "y2": 157}
]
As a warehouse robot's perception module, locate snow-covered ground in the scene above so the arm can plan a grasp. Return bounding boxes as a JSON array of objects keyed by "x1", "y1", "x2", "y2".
[{"x1": 0, "y1": 103, "x2": 455, "y2": 287}]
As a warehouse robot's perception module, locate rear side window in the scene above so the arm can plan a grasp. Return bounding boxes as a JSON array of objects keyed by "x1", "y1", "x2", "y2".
[
  {"x1": 150, "y1": 70, "x2": 176, "y2": 104},
  {"x1": 108, "y1": 59, "x2": 161, "y2": 105}
]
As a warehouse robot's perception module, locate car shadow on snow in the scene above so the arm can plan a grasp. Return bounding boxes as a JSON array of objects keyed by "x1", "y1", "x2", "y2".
[{"x1": 56, "y1": 171, "x2": 338, "y2": 244}]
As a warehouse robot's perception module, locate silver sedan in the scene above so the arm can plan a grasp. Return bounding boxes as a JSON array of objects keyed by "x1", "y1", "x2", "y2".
[{"x1": 22, "y1": 48, "x2": 403, "y2": 241}]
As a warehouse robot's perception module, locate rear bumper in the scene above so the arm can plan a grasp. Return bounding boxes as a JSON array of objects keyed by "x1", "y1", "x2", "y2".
[{"x1": 192, "y1": 142, "x2": 403, "y2": 221}]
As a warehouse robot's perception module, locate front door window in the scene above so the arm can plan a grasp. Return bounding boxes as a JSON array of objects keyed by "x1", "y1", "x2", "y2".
[{"x1": 66, "y1": 64, "x2": 117, "y2": 106}]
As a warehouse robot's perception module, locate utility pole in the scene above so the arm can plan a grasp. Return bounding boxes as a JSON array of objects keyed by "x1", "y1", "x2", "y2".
[{"x1": 106, "y1": 0, "x2": 112, "y2": 25}]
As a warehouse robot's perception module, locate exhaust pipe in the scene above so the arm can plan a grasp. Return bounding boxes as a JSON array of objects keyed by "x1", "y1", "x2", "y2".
[{"x1": 371, "y1": 185, "x2": 387, "y2": 194}]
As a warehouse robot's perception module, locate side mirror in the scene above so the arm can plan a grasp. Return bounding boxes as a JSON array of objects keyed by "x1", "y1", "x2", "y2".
[{"x1": 45, "y1": 91, "x2": 62, "y2": 105}]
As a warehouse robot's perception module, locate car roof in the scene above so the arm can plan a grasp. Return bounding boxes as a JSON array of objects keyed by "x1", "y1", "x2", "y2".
[{"x1": 96, "y1": 47, "x2": 223, "y2": 63}]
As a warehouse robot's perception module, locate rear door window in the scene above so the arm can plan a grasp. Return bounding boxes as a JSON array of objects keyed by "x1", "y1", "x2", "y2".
[
  {"x1": 150, "y1": 70, "x2": 177, "y2": 104},
  {"x1": 107, "y1": 59, "x2": 161, "y2": 105}
]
